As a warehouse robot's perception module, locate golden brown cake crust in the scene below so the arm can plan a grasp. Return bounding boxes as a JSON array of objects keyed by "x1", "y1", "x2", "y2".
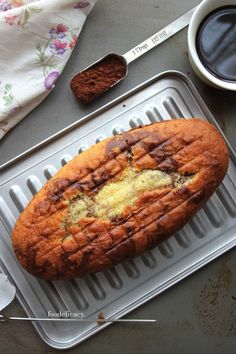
[{"x1": 11, "y1": 119, "x2": 229, "y2": 280}]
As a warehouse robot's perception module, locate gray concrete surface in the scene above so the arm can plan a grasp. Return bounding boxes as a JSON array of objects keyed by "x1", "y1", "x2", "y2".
[{"x1": 0, "y1": 0, "x2": 236, "y2": 353}]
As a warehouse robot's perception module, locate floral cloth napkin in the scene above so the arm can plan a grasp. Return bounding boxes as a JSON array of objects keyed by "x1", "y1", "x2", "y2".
[{"x1": 0, "y1": 0, "x2": 96, "y2": 140}]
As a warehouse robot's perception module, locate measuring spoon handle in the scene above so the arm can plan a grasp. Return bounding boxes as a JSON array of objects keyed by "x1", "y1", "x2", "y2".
[{"x1": 123, "y1": 6, "x2": 197, "y2": 64}]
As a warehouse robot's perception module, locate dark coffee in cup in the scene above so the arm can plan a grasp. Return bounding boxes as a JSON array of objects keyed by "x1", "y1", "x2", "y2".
[{"x1": 196, "y1": 6, "x2": 236, "y2": 82}]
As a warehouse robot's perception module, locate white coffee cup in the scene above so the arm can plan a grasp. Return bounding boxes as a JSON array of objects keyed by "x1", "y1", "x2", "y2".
[{"x1": 188, "y1": 0, "x2": 236, "y2": 90}]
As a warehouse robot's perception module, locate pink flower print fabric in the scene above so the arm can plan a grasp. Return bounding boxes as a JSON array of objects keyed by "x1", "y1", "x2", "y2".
[
  {"x1": 50, "y1": 39, "x2": 67, "y2": 55},
  {"x1": 49, "y1": 24, "x2": 68, "y2": 39},
  {"x1": 0, "y1": 0, "x2": 97, "y2": 139},
  {"x1": 0, "y1": 0, "x2": 37, "y2": 12}
]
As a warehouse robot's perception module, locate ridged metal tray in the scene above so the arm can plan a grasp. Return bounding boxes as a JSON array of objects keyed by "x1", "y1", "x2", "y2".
[{"x1": 0, "y1": 71, "x2": 235, "y2": 349}]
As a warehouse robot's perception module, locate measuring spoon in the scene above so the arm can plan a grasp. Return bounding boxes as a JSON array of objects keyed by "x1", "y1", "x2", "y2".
[{"x1": 70, "y1": 6, "x2": 197, "y2": 103}]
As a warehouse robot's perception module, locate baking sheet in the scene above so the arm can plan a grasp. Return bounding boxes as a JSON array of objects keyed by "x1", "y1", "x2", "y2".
[{"x1": 0, "y1": 71, "x2": 235, "y2": 349}]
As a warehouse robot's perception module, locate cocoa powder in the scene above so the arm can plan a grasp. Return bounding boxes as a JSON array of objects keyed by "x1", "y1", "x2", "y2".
[{"x1": 70, "y1": 55, "x2": 126, "y2": 103}]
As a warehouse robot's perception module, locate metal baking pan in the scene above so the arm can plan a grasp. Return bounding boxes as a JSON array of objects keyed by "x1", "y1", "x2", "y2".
[{"x1": 0, "y1": 71, "x2": 236, "y2": 349}]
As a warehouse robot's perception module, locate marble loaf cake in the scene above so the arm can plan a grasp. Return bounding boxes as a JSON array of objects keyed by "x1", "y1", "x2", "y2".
[{"x1": 12, "y1": 119, "x2": 229, "y2": 280}]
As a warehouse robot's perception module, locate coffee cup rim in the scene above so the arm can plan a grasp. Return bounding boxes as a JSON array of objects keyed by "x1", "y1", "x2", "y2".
[{"x1": 188, "y1": 0, "x2": 236, "y2": 90}]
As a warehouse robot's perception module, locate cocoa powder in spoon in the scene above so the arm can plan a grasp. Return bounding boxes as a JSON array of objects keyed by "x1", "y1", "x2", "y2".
[{"x1": 70, "y1": 55, "x2": 126, "y2": 103}]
